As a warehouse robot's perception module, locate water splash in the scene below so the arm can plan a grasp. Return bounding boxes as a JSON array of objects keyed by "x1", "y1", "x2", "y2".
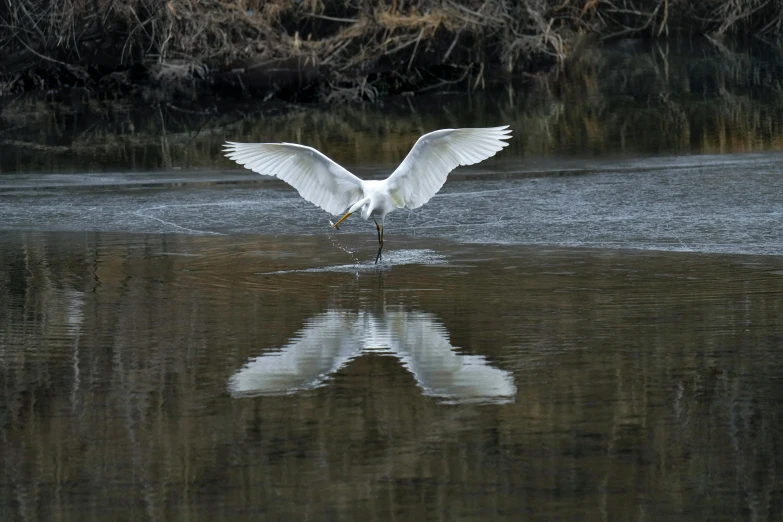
[
  {"x1": 326, "y1": 221, "x2": 360, "y2": 266},
  {"x1": 257, "y1": 249, "x2": 447, "y2": 275}
]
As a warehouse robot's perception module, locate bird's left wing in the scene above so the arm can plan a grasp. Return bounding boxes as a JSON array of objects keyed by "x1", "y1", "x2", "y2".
[
  {"x1": 385, "y1": 126, "x2": 512, "y2": 209},
  {"x1": 223, "y1": 142, "x2": 364, "y2": 215}
]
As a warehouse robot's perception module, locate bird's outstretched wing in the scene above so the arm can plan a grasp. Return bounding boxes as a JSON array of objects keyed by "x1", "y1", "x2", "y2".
[
  {"x1": 385, "y1": 311, "x2": 516, "y2": 404},
  {"x1": 227, "y1": 311, "x2": 363, "y2": 398},
  {"x1": 223, "y1": 142, "x2": 364, "y2": 215},
  {"x1": 385, "y1": 126, "x2": 512, "y2": 209}
]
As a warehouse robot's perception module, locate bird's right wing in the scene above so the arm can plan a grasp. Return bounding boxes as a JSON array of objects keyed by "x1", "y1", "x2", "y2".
[
  {"x1": 385, "y1": 126, "x2": 512, "y2": 209},
  {"x1": 223, "y1": 142, "x2": 364, "y2": 215},
  {"x1": 227, "y1": 311, "x2": 363, "y2": 398},
  {"x1": 385, "y1": 311, "x2": 516, "y2": 404}
]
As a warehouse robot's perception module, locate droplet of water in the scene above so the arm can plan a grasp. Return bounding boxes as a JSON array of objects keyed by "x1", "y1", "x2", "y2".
[{"x1": 326, "y1": 221, "x2": 359, "y2": 266}]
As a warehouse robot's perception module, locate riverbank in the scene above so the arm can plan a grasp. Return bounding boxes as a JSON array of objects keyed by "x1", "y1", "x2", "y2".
[
  {"x1": 1, "y1": 0, "x2": 782, "y2": 103},
  {"x1": 3, "y1": 38, "x2": 783, "y2": 176}
]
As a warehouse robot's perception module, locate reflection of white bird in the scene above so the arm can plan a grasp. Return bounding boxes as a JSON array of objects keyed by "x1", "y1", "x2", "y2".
[
  {"x1": 228, "y1": 310, "x2": 516, "y2": 405},
  {"x1": 224, "y1": 126, "x2": 512, "y2": 263}
]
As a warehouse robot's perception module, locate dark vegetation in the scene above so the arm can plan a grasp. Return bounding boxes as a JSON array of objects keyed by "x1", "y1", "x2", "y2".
[
  {"x1": 2, "y1": 1, "x2": 783, "y2": 170},
  {"x1": 1, "y1": 0, "x2": 783, "y2": 103},
  {"x1": 3, "y1": 38, "x2": 783, "y2": 175}
]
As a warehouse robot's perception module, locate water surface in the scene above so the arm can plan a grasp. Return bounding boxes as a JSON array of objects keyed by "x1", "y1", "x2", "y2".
[
  {"x1": 1, "y1": 232, "x2": 783, "y2": 520},
  {"x1": 1, "y1": 152, "x2": 781, "y2": 256},
  {"x1": 2, "y1": 40, "x2": 783, "y2": 521}
]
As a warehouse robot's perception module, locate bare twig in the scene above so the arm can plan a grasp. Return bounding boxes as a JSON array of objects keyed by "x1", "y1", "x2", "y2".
[{"x1": 2, "y1": 0, "x2": 782, "y2": 102}]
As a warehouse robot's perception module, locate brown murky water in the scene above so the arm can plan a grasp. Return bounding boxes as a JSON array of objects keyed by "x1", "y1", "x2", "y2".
[
  {"x1": 2, "y1": 40, "x2": 783, "y2": 520},
  {"x1": 2, "y1": 231, "x2": 782, "y2": 521}
]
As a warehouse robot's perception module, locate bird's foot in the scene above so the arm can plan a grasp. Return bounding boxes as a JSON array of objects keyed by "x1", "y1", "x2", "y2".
[{"x1": 375, "y1": 247, "x2": 383, "y2": 264}]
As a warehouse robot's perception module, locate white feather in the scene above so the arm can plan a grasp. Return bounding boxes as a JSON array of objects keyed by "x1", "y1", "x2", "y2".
[
  {"x1": 227, "y1": 311, "x2": 363, "y2": 397},
  {"x1": 386, "y1": 125, "x2": 512, "y2": 209},
  {"x1": 222, "y1": 142, "x2": 364, "y2": 215},
  {"x1": 227, "y1": 310, "x2": 516, "y2": 404},
  {"x1": 223, "y1": 126, "x2": 512, "y2": 232}
]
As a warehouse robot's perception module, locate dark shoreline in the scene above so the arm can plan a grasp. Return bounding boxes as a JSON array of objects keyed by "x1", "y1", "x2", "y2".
[{"x1": 3, "y1": 1, "x2": 783, "y2": 104}]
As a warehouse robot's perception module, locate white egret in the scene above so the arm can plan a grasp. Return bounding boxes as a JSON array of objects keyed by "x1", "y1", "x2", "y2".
[
  {"x1": 223, "y1": 125, "x2": 512, "y2": 262},
  {"x1": 227, "y1": 309, "x2": 516, "y2": 404}
]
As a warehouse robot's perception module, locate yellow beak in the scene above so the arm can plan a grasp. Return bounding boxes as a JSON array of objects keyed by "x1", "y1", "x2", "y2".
[{"x1": 331, "y1": 211, "x2": 352, "y2": 229}]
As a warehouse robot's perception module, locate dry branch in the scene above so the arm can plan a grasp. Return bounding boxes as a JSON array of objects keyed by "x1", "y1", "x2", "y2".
[{"x1": 1, "y1": 0, "x2": 782, "y2": 101}]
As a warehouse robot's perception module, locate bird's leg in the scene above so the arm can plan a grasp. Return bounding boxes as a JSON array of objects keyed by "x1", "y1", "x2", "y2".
[
  {"x1": 374, "y1": 219, "x2": 384, "y2": 264},
  {"x1": 331, "y1": 211, "x2": 352, "y2": 229},
  {"x1": 373, "y1": 217, "x2": 382, "y2": 244}
]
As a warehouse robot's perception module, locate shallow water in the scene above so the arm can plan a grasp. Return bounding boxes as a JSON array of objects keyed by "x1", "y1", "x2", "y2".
[
  {"x1": 1, "y1": 152, "x2": 782, "y2": 256},
  {"x1": 2, "y1": 41, "x2": 783, "y2": 521},
  {"x1": 1, "y1": 232, "x2": 783, "y2": 521}
]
